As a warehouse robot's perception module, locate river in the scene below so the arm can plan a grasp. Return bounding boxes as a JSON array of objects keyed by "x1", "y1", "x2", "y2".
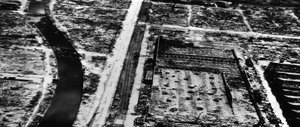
[{"x1": 27, "y1": 0, "x2": 84, "y2": 127}]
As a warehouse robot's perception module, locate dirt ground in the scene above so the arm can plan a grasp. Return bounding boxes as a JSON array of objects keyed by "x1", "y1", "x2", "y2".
[
  {"x1": 2, "y1": 0, "x2": 300, "y2": 126},
  {"x1": 151, "y1": 69, "x2": 258, "y2": 126},
  {"x1": 0, "y1": 80, "x2": 41, "y2": 127}
]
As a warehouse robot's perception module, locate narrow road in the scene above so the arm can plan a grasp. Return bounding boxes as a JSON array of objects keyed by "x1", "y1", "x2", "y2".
[
  {"x1": 150, "y1": 24, "x2": 300, "y2": 40},
  {"x1": 35, "y1": 16, "x2": 83, "y2": 127}
]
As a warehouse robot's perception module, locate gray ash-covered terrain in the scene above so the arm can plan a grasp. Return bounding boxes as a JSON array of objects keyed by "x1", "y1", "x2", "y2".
[{"x1": 1, "y1": 0, "x2": 300, "y2": 127}]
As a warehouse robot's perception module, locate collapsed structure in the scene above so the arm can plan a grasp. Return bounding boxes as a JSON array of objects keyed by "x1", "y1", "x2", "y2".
[
  {"x1": 135, "y1": 36, "x2": 265, "y2": 126},
  {"x1": 265, "y1": 62, "x2": 300, "y2": 126}
]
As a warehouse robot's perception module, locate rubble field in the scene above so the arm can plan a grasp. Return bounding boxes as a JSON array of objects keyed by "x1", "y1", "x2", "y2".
[
  {"x1": 242, "y1": 5, "x2": 300, "y2": 36},
  {"x1": 130, "y1": 0, "x2": 295, "y2": 124},
  {"x1": 131, "y1": 26, "x2": 278, "y2": 126},
  {"x1": 53, "y1": 0, "x2": 128, "y2": 54},
  {"x1": 149, "y1": 3, "x2": 189, "y2": 26},
  {"x1": 150, "y1": 69, "x2": 258, "y2": 126},
  {"x1": 0, "y1": 10, "x2": 37, "y2": 36},
  {"x1": 2, "y1": 0, "x2": 300, "y2": 127},
  {"x1": 151, "y1": 0, "x2": 300, "y2": 7},
  {"x1": 190, "y1": 6, "x2": 249, "y2": 31},
  {"x1": 0, "y1": 47, "x2": 45, "y2": 75},
  {"x1": 0, "y1": 80, "x2": 41, "y2": 127},
  {"x1": 0, "y1": 37, "x2": 57, "y2": 127}
]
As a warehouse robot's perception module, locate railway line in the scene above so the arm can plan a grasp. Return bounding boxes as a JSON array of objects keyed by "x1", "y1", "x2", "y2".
[{"x1": 104, "y1": 25, "x2": 145, "y2": 126}]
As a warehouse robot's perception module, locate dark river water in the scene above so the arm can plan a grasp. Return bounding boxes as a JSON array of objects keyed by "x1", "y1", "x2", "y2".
[
  {"x1": 28, "y1": 3, "x2": 45, "y2": 14},
  {"x1": 27, "y1": 0, "x2": 47, "y2": 15},
  {"x1": 27, "y1": 0, "x2": 84, "y2": 127},
  {"x1": 35, "y1": 17, "x2": 83, "y2": 127}
]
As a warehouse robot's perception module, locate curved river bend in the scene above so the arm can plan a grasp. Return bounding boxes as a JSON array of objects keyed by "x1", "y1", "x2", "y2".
[
  {"x1": 35, "y1": 16, "x2": 83, "y2": 127},
  {"x1": 27, "y1": 0, "x2": 84, "y2": 123}
]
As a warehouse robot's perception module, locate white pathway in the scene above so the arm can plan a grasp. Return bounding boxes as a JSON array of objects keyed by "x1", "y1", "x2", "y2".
[
  {"x1": 149, "y1": 24, "x2": 300, "y2": 40},
  {"x1": 254, "y1": 63, "x2": 288, "y2": 127},
  {"x1": 15, "y1": 0, "x2": 28, "y2": 14},
  {"x1": 84, "y1": 0, "x2": 144, "y2": 127},
  {"x1": 25, "y1": 46, "x2": 54, "y2": 127},
  {"x1": 235, "y1": 8, "x2": 253, "y2": 32}
]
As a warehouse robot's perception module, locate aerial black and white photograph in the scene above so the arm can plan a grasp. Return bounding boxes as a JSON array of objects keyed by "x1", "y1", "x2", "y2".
[{"x1": 1, "y1": 0, "x2": 300, "y2": 127}]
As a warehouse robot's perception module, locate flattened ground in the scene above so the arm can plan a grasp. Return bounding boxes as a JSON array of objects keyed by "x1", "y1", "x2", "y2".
[
  {"x1": 0, "y1": 80, "x2": 42, "y2": 127},
  {"x1": 0, "y1": 47, "x2": 45, "y2": 75},
  {"x1": 150, "y1": 69, "x2": 258, "y2": 126}
]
